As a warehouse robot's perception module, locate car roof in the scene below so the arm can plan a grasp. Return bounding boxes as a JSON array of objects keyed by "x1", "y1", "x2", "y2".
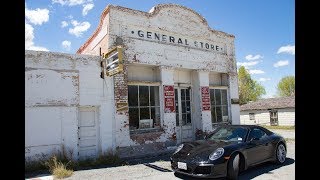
[
  {"x1": 216, "y1": 124, "x2": 258, "y2": 128},
  {"x1": 215, "y1": 124, "x2": 273, "y2": 134}
]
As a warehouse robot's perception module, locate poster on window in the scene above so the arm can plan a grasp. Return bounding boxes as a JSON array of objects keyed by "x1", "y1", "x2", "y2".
[
  {"x1": 201, "y1": 86, "x2": 211, "y2": 111},
  {"x1": 163, "y1": 85, "x2": 175, "y2": 113}
]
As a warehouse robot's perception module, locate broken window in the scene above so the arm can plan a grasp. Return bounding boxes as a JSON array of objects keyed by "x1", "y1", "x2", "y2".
[{"x1": 128, "y1": 85, "x2": 160, "y2": 130}]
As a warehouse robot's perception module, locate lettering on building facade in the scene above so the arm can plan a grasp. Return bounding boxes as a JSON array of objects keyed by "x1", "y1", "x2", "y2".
[{"x1": 129, "y1": 29, "x2": 227, "y2": 53}]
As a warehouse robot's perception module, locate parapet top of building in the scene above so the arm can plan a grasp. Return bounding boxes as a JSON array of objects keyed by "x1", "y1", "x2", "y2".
[
  {"x1": 77, "y1": 3, "x2": 235, "y2": 54},
  {"x1": 240, "y1": 96, "x2": 295, "y2": 111}
]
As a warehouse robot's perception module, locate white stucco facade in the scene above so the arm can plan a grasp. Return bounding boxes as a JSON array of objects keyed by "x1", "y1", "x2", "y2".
[
  {"x1": 240, "y1": 108, "x2": 295, "y2": 126},
  {"x1": 25, "y1": 51, "x2": 114, "y2": 161},
  {"x1": 25, "y1": 4, "x2": 240, "y2": 161}
]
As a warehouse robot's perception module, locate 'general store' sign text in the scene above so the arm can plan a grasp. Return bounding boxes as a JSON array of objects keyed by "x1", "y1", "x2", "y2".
[{"x1": 130, "y1": 29, "x2": 226, "y2": 53}]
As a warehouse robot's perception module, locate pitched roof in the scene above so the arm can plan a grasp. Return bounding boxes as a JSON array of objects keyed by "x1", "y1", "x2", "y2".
[{"x1": 240, "y1": 96, "x2": 295, "y2": 111}]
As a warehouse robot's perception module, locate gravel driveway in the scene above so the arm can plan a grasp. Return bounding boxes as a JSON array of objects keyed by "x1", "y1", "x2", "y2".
[
  {"x1": 65, "y1": 143, "x2": 295, "y2": 179},
  {"x1": 28, "y1": 129, "x2": 295, "y2": 180},
  {"x1": 269, "y1": 129, "x2": 295, "y2": 139}
]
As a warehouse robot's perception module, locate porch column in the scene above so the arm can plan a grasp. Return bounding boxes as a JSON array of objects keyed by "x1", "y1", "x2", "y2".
[
  {"x1": 228, "y1": 72, "x2": 240, "y2": 124},
  {"x1": 159, "y1": 66, "x2": 176, "y2": 143},
  {"x1": 193, "y1": 70, "x2": 212, "y2": 134}
]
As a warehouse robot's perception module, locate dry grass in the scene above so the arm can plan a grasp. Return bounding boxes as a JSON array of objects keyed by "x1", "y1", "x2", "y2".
[
  {"x1": 77, "y1": 150, "x2": 124, "y2": 168},
  {"x1": 45, "y1": 156, "x2": 73, "y2": 179},
  {"x1": 26, "y1": 148, "x2": 124, "y2": 178},
  {"x1": 285, "y1": 138, "x2": 295, "y2": 142},
  {"x1": 262, "y1": 125, "x2": 295, "y2": 130}
]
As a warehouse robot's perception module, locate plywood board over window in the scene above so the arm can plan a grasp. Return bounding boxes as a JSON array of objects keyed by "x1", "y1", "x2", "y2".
[
  {"x1": 127, "y1": 65, "x2": 160, "y2": 82},
  {"x1": 209, "y1": 72, "x2": 228, "y2": 86}
]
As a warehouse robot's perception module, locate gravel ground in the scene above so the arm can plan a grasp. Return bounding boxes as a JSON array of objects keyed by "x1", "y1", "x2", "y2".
[
  {"x1": 269, "y1": 129, "x2": 295, "y2": 139},
  {"x1": 28, "y1": 129, "x2": 295, "y2": 180},
  {"x1": 65, "y1": 142, "x2": 295, "y2": 179}
]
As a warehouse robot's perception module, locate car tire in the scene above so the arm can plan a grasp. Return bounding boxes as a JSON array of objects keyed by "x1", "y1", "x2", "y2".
[
  {"x1": 275, "y1": 143, "x2": 286, "y2": 164},
  {"x1": 227, "y1": 153, "x2": 240, "y2": 180}
]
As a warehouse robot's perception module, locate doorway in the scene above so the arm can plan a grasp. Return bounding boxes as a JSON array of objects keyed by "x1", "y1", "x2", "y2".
[
  {"x1": 270, "y1": 110, "x2": 278, "y2": 126},
  {"x1": 78, "y1": 106, "x2": 99, "y2": 160},
  {"x1": 175, "y1": 87, "x2": 193, "y2": 144}
]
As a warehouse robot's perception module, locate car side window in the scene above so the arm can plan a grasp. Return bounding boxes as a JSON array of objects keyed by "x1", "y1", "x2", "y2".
[{"x1": 247, "y1": 128, "x2": 268, "y2": 141}]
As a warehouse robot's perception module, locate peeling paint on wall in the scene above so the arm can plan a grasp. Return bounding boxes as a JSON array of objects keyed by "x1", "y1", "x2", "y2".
[
  {"x1": 25, "y1": 69, "x2": 79, "y2": 107},
  {"x1": 73, "y1": 3, "x2": 239, "y2": 157}
]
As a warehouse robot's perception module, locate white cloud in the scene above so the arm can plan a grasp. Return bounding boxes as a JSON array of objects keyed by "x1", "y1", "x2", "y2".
[
  {"x1": 82, "y1": 3, "x2": 94, "y2": 16},
  {"x1": 258, "y1": 78, "x2": 271, "y2": 82},
  {"x1": 273, "y1": 60, "x2": 289, "y2": 68},
  {"x1": 25, "y1": 23, "x2": 34, "y2": 48},
  {"x1": 25, "y1": 7, "x2": 49, "y2": 25},
  {"x1": 52, "y1": 0, "x2": 91, "y2": 6},
  {"x1": 236, "y1": 61, "x2": 260, "y2": 68},
  {"x1": 277, "y1": 45, "x2": 295, "y2": 55},
  {"x1": 245, "y1": 54, "x2": 263, "y2": 61},
  {"x1": 62, "y1": 40, "x2": 71, "y2": 51},
  {"x1": 69, "y1": 20, "x2": 91, "y2": 37},
  {"x1": 61, "y1": 21, "x2": 68, "y2": 28},
  {"x1": 249, "y1": 69, "x2": 265, "y2": 74},
  {"x1": 25, "y1": 23, "x2": 49, "y2": 51}
]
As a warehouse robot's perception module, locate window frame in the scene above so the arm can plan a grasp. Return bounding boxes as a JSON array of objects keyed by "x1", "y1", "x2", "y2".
[
  {"x1": 209, "y1": 86, "x2": 230, "y2": 125},
  {"x1": 249, "y1": 113, "x2": 255, "y2": 122},
  {"x1": 270, "y1": 110, "x2": 278, "y2": 126},
  {"x1": 128, "y1": 84, "x2": 161, "y2": 132},
  {"x1": 174, "y1": 87, "x2": 192, "y2": 126},
  {"x1": 246, "y1": 127, "x2": 269, "y2": 142}
]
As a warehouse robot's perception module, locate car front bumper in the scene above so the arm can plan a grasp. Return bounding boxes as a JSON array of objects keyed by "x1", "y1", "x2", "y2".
[{"x1": 170, "y1": 158, "x2": 228, "y2": 178}]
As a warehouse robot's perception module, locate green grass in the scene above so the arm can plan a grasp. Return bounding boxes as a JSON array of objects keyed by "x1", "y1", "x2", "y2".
[{"x1": 262, "y1": 125, "x2": 295, "y2": 130}]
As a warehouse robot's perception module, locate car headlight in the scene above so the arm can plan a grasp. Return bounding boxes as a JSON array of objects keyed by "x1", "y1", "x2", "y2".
[
  {"x1": 174, "y1": 144, "x2": 184, "y2": 154},
  {"x1": 209, "y1": 148, "x2": 224, "y2": 161}
]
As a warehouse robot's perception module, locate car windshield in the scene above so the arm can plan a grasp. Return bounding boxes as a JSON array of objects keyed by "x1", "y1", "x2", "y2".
[{"x1": 206, "y1": 126, "x2": 248, "y2": 142}]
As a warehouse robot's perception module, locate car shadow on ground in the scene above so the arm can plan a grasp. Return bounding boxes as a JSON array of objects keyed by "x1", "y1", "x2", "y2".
[
  {"x1": 143, "y1": 163, "x2": 173, "y2": 172},
  {"x1": 126, "y1": 153, "x2": 171, "y2": 165},
  {"x1": 173, "y1": 158, "x2": 295, "y2": 180},
  {"x1": 238, "y1": 158, "x2": 295, "y2": 180}
]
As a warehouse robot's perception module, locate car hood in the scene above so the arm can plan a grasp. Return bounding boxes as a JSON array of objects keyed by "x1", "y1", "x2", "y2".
[{"x1": 173, "y1": 140, "x2": 233, "y2": 162}]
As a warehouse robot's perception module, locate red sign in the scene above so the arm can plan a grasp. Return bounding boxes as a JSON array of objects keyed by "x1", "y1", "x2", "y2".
[
  {"x1": 201, "y1": 86, "x2": 211, "y2": 111},
  {"x1": 163, "y1": 85, "x2": 175, "y2": 113}
]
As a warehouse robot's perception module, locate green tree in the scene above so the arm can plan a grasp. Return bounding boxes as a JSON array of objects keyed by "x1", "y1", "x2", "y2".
[
  {"x1": 277, "y1": 76, "x2": 295, "y2": 97},
  {"x1": 238, "y1": 66, "x2": 266, "y2": 105}
]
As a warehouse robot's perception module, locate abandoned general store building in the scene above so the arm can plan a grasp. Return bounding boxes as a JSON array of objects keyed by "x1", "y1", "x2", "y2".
[{"x1": 25, "y1": 4, "x2": 239, "y2": 161}]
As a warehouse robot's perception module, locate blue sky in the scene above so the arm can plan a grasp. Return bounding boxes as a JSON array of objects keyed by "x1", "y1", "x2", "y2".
[{"x1": 25, "y1": 0, "x2": 295, "y2": 98}]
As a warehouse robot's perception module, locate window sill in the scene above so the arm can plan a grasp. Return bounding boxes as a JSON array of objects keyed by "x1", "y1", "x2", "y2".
[{"x1": 130, "y1": 127, "x2": 163, "y2": 134}]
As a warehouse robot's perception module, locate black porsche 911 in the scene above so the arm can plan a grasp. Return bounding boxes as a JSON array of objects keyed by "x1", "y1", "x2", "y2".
[{"x1": 170, "y1": 125, "x2": 287, "y2": 180}]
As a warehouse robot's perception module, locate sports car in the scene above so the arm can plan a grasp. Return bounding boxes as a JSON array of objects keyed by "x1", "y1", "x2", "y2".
[{"x1": 170, "y1": 125, "x2": 287, "y2": 179}]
